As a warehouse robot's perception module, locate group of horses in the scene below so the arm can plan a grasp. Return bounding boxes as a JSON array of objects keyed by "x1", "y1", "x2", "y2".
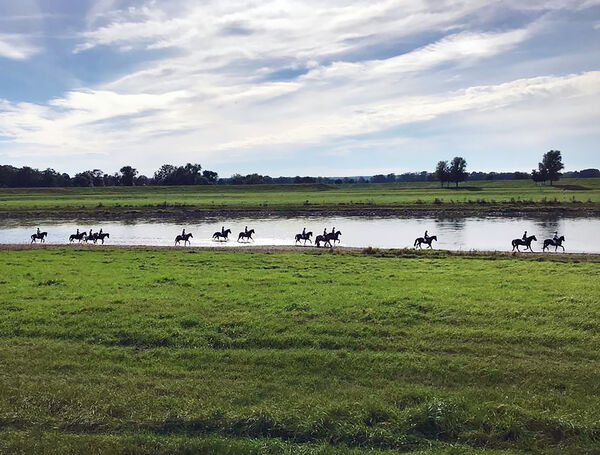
[
  {"x1": 174, "y1": 228, "x2": 256, "y2": 246},
  {"x1": 30, "y1": 227, "x2": 567, "y2": 252},
  {"x1": 294, "y1": 230, "x2": 342, "y2": 248},
  {"x1": 30, "y1": 229, "x2": 110, "y2": 244},
  {"x1": 511, "y1": 235, "x2": 566, "y2": 252},
  {"x1": 68, "y1": 230, "x2": 110, "y2": 244}
]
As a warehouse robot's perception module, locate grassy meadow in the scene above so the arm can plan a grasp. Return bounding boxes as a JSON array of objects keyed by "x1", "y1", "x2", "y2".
[
  {"x1": 1, "y1": 178, "x2": 599, "y2": 216},
  {"x1": 1, "y1": 247, "x2": 599, "y2": 454}
]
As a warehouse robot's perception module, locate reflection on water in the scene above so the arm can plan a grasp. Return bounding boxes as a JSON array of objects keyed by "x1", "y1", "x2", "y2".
[{"x1": 1, "y1": 216, "x2": 599, "y2": 253}]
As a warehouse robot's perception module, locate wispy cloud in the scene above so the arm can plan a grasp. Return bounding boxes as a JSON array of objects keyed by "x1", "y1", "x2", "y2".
[{"x1": 0, "y1": 33, "x2": 38, "y2": 60}]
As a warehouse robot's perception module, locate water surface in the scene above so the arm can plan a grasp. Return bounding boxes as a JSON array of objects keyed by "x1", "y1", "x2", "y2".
[{"x1": 1, "y1": 216, "x2": 598, "y2": 253}]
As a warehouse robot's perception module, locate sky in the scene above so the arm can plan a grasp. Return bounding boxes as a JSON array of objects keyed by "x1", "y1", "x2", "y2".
[{"x1": 0, "y1": 0, "x2": 599, "y2": 177}]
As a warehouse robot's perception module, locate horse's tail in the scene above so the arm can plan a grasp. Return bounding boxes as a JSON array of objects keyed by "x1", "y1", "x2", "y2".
[{"x1": 414, "y1": 238, "x2": 419, "y2": 247}]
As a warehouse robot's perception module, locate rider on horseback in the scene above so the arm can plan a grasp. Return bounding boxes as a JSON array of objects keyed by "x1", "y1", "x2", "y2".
[
  {"x1": 182, "y1": 228, "x2": 186, "y2": 237},
  {"x1": 37, "y1": 227, "x2": 40, "y2": 236},
  {"x1": 553, "y1": 231, "x2": 559, "y2": 242},
  {"x1": 99, "y1": 228, "x2": 103, "y2": 235},
  {"x1": 522, "y1": 230, "x2": 527, "y2": 241},
  {"x1": 323, "y1": 228, "x2": 327, "y2": 237},
  {"x1": 221, "y1": 226, "x2": 225, "y2": 235},
  {"x1": 245, "y1": 226, "x2": 248, "y2": 234},
  {"x1": 424, "y1": 230, "x2": 429, "y2": 241},
  {"x1": 302, "y1": 227, "x2": 306, "y2": 236}
]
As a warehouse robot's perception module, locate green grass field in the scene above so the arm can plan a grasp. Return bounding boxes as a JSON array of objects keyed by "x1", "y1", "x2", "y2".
[
  {"x1": 1, "y1": 179, "x2": 599, "y2": 215},
  {"x1": 1, "y1": 247, "x2": 599, "y2": 454}
]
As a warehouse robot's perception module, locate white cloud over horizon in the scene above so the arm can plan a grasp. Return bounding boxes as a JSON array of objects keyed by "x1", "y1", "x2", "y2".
[{"x1": 0, "y1": 0, "x2": 599, "y2": 175}]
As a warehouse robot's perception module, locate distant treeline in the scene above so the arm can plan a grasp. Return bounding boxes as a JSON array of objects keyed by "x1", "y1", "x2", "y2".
[{"x1": 1, "y1": 163, "x2": 598, "y2": 188}]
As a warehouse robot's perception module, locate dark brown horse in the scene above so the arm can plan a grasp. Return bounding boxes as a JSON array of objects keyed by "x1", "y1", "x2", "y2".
[
  {"x1": 30, "y1": 232, "x2": 48, "y2": 243},
  {"x1": 414, "y1": 235, "x2": 437, "y2": 249},
  {"x1": 315, "y1": 230, "x2": 341, "y2": 248},
  {"x1": 238, "y1": 229, "x2": 255, "y2": 242},
  {"x1": 213, "y1": 229, "x2": 231, "y2": 241},
  {"x1": 512, "y1": 235, "x2": 537, "y2": 252},
  {"x1": 175, "y1": 232, "x2": 193, "y2": 246},
  {"x1": 543, "y1": 236, "x2": 565, "y2": 252},
  {"x1": 93, "y1": 232, "x2": 110, "y2": 244},
  {"x1": 295, "y1": 231, "x2": 313, "y2": 245}
]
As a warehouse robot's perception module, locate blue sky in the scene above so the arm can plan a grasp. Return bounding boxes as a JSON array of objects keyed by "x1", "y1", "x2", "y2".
[{"x1": 0, "y1": 0, "x2": 599, "y2": 177}]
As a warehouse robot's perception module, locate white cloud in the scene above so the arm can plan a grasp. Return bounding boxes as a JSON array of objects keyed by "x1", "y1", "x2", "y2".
[
  {"x1": 0, "y1": 33, "x2": 38, "y2": 60},
  {"x1": 2, "y1": 0, "x2": 600, "y2": 174}
]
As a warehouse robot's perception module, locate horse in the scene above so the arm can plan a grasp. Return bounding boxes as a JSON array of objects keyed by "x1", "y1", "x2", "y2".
[
  {"x1": 69, "y1": 232, "x2": 87, "y2": 243},
  {"x1": 30, "y1": 232, "x2": 48, "y2": 243},
  {"x1": 94, "y1": 232, "x2": 110, "y2": 244},
  {"x1": 314, "y1": 234, "x2": 331, "y2": 248},
  {"x1": 213, "y1": 229, "x2": 231, "y2": 241},
  {"x1": 414, "y1": 235, "x2": 437, "y2": 249},
  {"x1": 315, "y1": 231, "x2": 341, "y2": 248},
  {"x1": 295, "y1": 231, "x2": 313, "y2": 245},
  {"x1": 511, "y1": 235, "x2": 537, "y2": 252},
  {"x1": 238, "y1": 229, "x2": 255, "y2": 242},
  {"x1": 543, "y1": 236, "x2": 565, "y2": 252},
  {"x1": 328, "y1": 230, "x2": 342, "y2": 245},
  {"x1": 84, "y1": 233, "x2": 96, "y2": 243},
  {"x1": 175, "y1": 232, "x2": 193, "y2": 246}
]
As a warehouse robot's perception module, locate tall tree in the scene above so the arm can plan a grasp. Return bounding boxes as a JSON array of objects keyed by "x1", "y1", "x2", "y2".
[
  {"x1": 449, "y1": 157, "x2": 468, "y2": 187},
  {"x1": 434, "y1": 160, "x2": 450, "y2": 187},
  {"x1": 119, "y1": 166, "x2": 138, "y2": 186},
  {"x1": 531, "y1": 162, "x2": 548, "y2": 185},
  {"x1": 541, "y1": 150, "x2": 564, "y2": 185}
]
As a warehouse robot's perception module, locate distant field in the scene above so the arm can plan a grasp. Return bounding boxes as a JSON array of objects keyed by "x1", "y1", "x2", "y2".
[
  {"x1": 1, "y1": 178, "x2": 599, "y2": 216},
  {"x1": 1, "y1": 247, "x2": 599, "y2": 454}
]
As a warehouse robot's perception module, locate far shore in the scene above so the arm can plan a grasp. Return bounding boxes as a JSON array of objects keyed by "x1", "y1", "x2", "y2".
[{"x1": 2, "y1": 201, "x2": 600, "y2": 220}]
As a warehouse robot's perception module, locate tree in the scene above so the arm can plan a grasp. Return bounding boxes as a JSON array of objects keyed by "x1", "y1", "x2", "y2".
[
  {"x1": 119, "y1": 166, "x2": 138, "y2": 186},
  {"x1": 449, "y1": 157, "x2": 468, "y2": 187},
  {"x1": 434, "y1": 161, "x2": 450, "y2": 187},
  {"x1": 202, "y1": 170, "x2": 218, "y2": 184},
  {"x1": 540, "y1": 150, "x2": 564, "y2": 185}
]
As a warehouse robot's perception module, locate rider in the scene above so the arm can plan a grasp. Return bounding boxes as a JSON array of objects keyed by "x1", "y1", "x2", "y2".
[
  {"x1": 424, "y1": 230, "x2": 429, "y2": 241},
  {"x1": 221, "y1": 226, "x2": 225, "y2": 235},
  {"x1": 99, "y1": 228, "x2": 103, "y2": 235},
  {"x1": 182, "y1": 228, "x2": 186, "y2": 237},
  {"x1": 553, "y1": 231, "x2": 559, "y2": 242},
  {"x1": 522, "y1": 230, "x2": 527, "y2": 241},
  {"x1": 36, "y1": 227, "x2": 40, "y2": 236},
  {"x1": 302, "y1": 227, "x2": 306, "y2": 236},
  {"x1": 332, "y1": 226, "x2": 336, "y2": 235},
  {"x1": 245, "y1": 226, "x2": 248, "y2": 234},
  {"x1": 323, "y1": 227, "x2": 327, "y2": 237},
  {"x1": 89, "y1": 229, "x2": 93, "y2": 239},
  {"x1": 76, "y1": 228, "x2": 80, "y2": 235}
]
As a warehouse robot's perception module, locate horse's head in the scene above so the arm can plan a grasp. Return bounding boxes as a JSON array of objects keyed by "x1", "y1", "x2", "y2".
[
  {"x1": 307, "y1": 231, "x2": 313, "y2": 238},
  {"x1": 249, "y1": 229, "x2": 255, "y2": 234},
  {"x1": 431, "y1": 235, "x2": 437, "y2": 241},
  {"x1": 226, "y1": 229, "x2": 231, "y2": 234},
  {"x1": 559, "y1": 235, "x2": 565, "y2": 242},
  {"x1": 531, "y1": 235, "x2": 537, "y2": 241},
  {"x1": 188, "y1": 233, "x2": 192, "y2": 238},
  {"x1": 336, "y1": 230, "x2": 342, "y2": 236}
]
